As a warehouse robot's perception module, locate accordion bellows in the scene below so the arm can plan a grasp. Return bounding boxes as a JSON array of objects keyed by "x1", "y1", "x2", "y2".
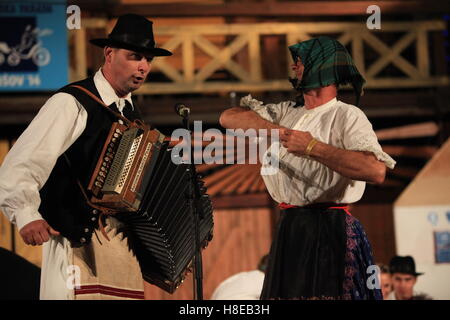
[{"x1": 88, "y1": 121, "x2": 214, "y2": 293}]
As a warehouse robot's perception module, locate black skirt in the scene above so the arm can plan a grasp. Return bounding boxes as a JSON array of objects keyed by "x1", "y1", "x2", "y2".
[{"x1": 260, "y1": 206, "x2": 382, "y2": 300}]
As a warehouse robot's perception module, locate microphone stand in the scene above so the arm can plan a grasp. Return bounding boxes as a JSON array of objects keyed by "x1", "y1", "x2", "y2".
[{"x1": 180, "y1": 109, "x2": 204, "y2": 300}]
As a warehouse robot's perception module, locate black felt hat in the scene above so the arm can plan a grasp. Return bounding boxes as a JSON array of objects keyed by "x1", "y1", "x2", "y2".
[
  {"x1": 90, "y1": 14, "x2": 172, "y2": 56},
  {"x1": 389, "y1": 256, "x2": 424, "y2": 276}
]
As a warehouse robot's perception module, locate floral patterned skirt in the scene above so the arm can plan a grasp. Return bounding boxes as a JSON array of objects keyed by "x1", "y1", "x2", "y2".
[{"x1": 260, "y1": 206, "x2": 382, "y2": 300}]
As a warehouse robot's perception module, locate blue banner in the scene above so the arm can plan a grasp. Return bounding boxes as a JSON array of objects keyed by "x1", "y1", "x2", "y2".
[
  {"x1": 0, "y1": 0, "x2": 68, "y2": 91},
  {"x1": 435, "y1": 231, "x2": 450, "y2": 263}
]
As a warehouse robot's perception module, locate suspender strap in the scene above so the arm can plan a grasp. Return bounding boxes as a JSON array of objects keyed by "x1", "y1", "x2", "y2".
[{"x1": 70, "y1": 85, "x2": 132, "y2": 126}]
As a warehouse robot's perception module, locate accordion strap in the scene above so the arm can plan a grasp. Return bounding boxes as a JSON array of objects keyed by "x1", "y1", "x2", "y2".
[
  {"x1": 70, "y1": 85, "x2": 132, "y2": 126},
  {"x1": 63, "y1": 85, "x2": 149, "y2": 241}
]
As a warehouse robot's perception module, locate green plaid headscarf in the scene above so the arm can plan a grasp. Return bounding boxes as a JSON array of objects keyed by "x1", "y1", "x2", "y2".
[{"x1": 288, "y1": 36, "x2": 365, "y2": 106}]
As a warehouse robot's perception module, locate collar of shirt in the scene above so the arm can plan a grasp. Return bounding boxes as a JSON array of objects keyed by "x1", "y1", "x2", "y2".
[
  {"x1": 93, "y1": 68, "x2": 134, "y2": 113},
  {"x1": 291, "y1": 97, "x2": 337, "y2": 131},
  {"x1": 303, "y1": 97, "x2": 337, "y2": 114}
]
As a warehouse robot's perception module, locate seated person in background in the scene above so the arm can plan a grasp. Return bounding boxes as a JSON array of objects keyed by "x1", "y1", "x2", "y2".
[
  {"x1": 377, "y1": 263, "x2": 392, "y2": 299},
  {"x1": 387, "y1": 255, "x2": 432, "y2": 300},
  {"x1": 211, "y1": 255, "x2": 268, "y2": 300}
]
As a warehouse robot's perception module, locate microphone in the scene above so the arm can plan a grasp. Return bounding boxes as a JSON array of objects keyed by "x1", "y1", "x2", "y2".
[{"x1": 174, "y1": 103, "x2": 190, "y2": 117}]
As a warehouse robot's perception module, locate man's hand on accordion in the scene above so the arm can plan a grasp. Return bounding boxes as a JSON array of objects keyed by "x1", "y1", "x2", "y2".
[{"x1": 19, "y1": 219, "x2": 60, "y2": 246}]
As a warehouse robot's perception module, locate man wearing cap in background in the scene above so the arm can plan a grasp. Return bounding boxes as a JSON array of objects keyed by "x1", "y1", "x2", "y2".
[
  {"x1": 0, "y1": 14, "x2": 171, "y2": 299},
  {"x1": 387, "y1": 255, "x2": 432, "y2": 300}
]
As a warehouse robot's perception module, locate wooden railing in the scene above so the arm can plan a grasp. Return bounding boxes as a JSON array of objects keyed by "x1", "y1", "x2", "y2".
[{"x1": 71, "y1": 19, "x2": 449, "y2": 94}]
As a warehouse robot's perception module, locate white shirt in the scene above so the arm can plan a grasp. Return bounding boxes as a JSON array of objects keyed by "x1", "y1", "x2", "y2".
[
  {"x1": 240, "y1": 95, "x2": 396, "y2": 206},
  {"x1": 0, "y1": 69, "x2": 134, "y2": 299},
  {"x1": 0, "y1": 68, "x2": 133, "y2": 230},
  {"x1": 211, "y1": 270, "x2": 265, "y2": 300}
]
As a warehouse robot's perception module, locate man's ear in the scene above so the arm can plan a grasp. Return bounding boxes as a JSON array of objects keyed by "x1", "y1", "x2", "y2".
[{"x1": 104, "y1": 46, "x2": 114, "y2": 63}]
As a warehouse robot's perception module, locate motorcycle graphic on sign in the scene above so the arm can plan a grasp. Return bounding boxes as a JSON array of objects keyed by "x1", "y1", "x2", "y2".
[{"x1": 0, "y1": 25, "x2": 52, "y2": 67}]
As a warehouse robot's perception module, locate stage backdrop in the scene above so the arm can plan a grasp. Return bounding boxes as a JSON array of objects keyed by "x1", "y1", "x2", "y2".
[
  {"x1": 0, "y1": 0, "x2": 68, "y2": 91},
  {"x1": 394, "y1": 138, "x2": 450, "y2": 300}
]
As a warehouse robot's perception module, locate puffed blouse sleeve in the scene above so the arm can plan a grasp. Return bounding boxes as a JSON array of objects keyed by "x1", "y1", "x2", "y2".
[
  {"x1": 341, "y1": 106, "x2": 396, "y2": 169},
  {"x1": 239, "y1": 94, "x2": 295, "y2": 125}
]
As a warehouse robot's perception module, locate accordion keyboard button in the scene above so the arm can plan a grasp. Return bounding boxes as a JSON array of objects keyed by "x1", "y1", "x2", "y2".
[
  {"x1": 91, "y1": 217, "x2": 96, "y2": 222},
  {"x1": 80, "y1": 237, "x2": 86, "y2": 243}
]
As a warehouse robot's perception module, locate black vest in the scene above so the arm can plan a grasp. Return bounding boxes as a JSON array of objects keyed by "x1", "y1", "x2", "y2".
[{"x1": 38, "y1": 77, "x2": 143, "y2": 247}]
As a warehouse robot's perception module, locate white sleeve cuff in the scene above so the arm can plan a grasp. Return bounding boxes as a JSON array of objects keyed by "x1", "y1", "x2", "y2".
[
  {"x1": 348, "y1": 139, "x2": 396, "y2": 169},
  {"x1": 13, "y1": 207, "x2": 44, "y2": 231},
  {"x1": 240, "y1": 94, "x2": 264, "y2": 110},
  {"x1": 239, "y1": 94, "x2": 279, "y2": 123}
]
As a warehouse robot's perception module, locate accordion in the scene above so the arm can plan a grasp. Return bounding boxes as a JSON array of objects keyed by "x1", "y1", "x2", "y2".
[{"x1": 87, "y1": 120, "x2": 214, "y2": 293}]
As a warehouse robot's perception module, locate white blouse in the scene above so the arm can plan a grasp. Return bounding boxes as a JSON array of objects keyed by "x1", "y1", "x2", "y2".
[{"x1": 240, "y1": 95, "x2": 396, "y2": 206}]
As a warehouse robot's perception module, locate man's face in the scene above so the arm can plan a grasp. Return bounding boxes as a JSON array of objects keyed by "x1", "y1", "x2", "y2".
[
  {"x1": 380, "y1": 273, "x2": 392, "y2": 299},
  {"x1": 291, "y1": 56, "x2": 305, "y2": 81},
  {"x1": 391, "y1": 273, "x2": 417, "y2": 300},
  {"x1": 105, "y1": 47, "x2": 153, "y2": 95}
]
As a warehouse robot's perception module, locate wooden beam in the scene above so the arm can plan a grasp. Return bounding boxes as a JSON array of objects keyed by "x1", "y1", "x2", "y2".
[
  {"x1": 236, "y1": 168, "x2": 261, "y2": 195},
  {"x1": 0, "y1": 140, "x2": 10, "y2": 165},
  {"x1": 207, "y1": 165, "x2": 249, "y2": 196},
  {"x1": 381, "y1": 145, "x2": 438, "y2": 158},
  {"x1": 364, "y1": 31, "x2": 420, "y2": 79},
  {"x1": 211, "y1": 193, "x2": 272, "y2": 209},
  {"x1": 73, "y1": 28, "x2": 87, "y2": 80},
  {"x1": 375, "y1": 121, "x2": 439, "y2": 140},
  {"x1": 203, "y1": 164, "x2": 239, "y2": 187},
  {"x1": 196, "y1": 163, "x2": 223, "y2": 173},
  {"x1": 135, "y1": 77, "x2": 450, "y2": 95},
  {"x1": 0, "y1": 88, "x2": 446, "y2": 127},
  {"x1": 221, "y1": 166, "x2": 259, "y2": 195},
  {"x1": 106, "y1": 1, "x2": 450, "y2": 17}
]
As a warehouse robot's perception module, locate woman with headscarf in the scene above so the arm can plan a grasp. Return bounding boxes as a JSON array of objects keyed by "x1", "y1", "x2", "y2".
[{"x1": 220, "y1": 36, "x2": 396, "y2": 300}]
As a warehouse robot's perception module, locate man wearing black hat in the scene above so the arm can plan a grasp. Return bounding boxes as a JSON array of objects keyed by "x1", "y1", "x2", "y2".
[
  {"x1": 0, "y1": 14, "x2": 171, "y2": 299},
  {"x1": 387, "y1": 255, "x2": 432, "y2": 300}
]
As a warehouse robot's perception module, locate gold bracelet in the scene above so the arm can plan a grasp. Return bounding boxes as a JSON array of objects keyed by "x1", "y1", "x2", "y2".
[{"x1": 305, "y1": 138, "x2": 319, "y2": 156}]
